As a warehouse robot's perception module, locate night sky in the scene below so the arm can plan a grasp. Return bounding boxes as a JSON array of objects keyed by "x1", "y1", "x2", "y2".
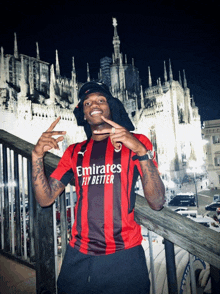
[{"x1": 1, "y1": 0, "x2": 219, "y2": 123}]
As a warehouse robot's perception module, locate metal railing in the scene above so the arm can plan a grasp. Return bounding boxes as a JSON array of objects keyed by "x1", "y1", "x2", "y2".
[{"x1": 0, "y1": 129, "x2": 220, "y2": 294}]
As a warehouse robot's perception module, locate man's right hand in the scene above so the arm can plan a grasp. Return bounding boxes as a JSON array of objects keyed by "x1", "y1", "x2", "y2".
[{"x1": 32, "y1": 116, "x2": 66, "y2": 158}]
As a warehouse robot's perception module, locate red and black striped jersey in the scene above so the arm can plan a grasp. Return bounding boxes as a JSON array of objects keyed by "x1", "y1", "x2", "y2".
[{"x1": 51, "y1": 133, "x2": 157, "y2": 256}]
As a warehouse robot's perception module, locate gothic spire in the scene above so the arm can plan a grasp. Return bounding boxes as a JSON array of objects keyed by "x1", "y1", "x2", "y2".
[
  {"x1": 140, "y1": 85, "x2": 145, "y2": 109},
  {"x1": 71, "y1": 57, "x2": 78, "y2": 106},
  {"x1": 36, "y1": 42, "x2": 40, "y2": 59},
  {"x1": 98, "y1": 68, "x2": 102, "y2": 81},
  {"x1": 29, "y1": 58, "x2": 34, "y2": 95},
  {"x1": 112, "y1": 53, "x2": 115, "y2": 64},
  {"x1": 119, "y1": 53, "x2": 123, "y2": 66},
  {"x1": 119, "y1": 54, "x2": 126, "y2": 92},
  {"x1": 135, "y1": 95, "x2": 140, "y2": 122},
  {"x1": 148, "y1": 66, "x2": 152, "y2": 87},
  {"x1": 191, "y1": 95, "x2": 195, "y2": 107},
  {"x1": 169, "y1": 59, "x2": 173, "y2": 81},
  {"x1": 126, "y1": 90, "x2": 129, "y2": 100},
  {"x1": 14, "y1": 32, "x2": 18, "y2": 58},
  {"x1": 19, "y1": 55, "x2": 28, "y2": 98},
  {"x1": 71, "y1": 57, "x2": 77, "y2": 85},
  {"x1": 49, "y1": 64, "x2": 56, "y2": 104},
  {"x1": 87, "y1": 63, "x2": 90, "y2": 82},
  {"x1": 179, "y1": 71, "x2": 182, "y2": 87},
  {"x1": 183, "y1": 69, "x2": 187, "y2": 88},
  {"x1": 72, "y1": 56, "x2": 76, "y2": 74},
  {"x1": 112, "y1": 17, "x2": 121, "y2": 63},
  {"x1": 55, "y1": 50, "x2": 60, "y2": 76},
  {"x1": 164, "y1": 61, "x2": 167, "y2": 82},
  {"x1": 0, "y1": 47, "x2": 6, "y2": 88},
  {"x1": 158, "y1": 77, "x2": 162, "y2": 93},
  {"x1": 125, "y1": 54, "x2": 127, "y2": 64}
]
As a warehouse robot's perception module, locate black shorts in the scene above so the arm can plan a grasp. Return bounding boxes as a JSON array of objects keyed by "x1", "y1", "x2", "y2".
[{"x1": 57, "y1": 244, "x2": 150, "y2": 294}]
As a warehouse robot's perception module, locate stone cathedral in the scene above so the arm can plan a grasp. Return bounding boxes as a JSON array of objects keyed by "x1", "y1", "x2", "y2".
[{"x1": 0, "y1": 18, "x2": 204, "y2": 185}]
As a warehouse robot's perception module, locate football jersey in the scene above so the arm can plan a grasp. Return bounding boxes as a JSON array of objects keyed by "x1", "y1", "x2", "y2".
[{"x1": 51, "y1": 134, "x2": 157, "y2": 255}]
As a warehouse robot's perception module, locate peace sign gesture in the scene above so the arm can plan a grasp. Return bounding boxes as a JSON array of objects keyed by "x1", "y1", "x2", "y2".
[
  {"x1": 94, "y1": 116, "x2": 147, "y2": 156},
  {"x1": 32, "y1": 116, "x2": 66, "y2": 158}
]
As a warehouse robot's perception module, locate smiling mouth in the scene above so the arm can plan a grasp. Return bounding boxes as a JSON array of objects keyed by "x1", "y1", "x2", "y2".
[{"x1": 90, "y1": 110, "x2": 102, "y2": 116}]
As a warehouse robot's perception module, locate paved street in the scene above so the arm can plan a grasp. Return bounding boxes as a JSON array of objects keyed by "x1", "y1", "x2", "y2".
[{"x1": 167, "y1": 178, "x2": 220, "y2": 216}]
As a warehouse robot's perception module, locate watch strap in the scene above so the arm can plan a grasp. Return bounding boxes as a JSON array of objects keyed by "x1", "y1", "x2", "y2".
[{"x1": 132, "y1": 153, "x2": 150, "y2": 161}]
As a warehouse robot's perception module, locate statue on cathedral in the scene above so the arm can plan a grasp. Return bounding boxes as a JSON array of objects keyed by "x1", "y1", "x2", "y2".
[{"x1": 112, "y1": 17, "x2": 117, "y2": 27}]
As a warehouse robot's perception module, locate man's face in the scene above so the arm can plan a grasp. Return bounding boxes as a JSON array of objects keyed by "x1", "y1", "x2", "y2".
[{"x1": 83, "y1": 92, "x2": 111, "y2": 126}]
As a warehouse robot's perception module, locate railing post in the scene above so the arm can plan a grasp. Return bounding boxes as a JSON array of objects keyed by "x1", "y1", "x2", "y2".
[
  {"x1": 14, "y1": 152, "x2": 22, "y2": 256},
  {"x1": 189, "y1": 254, "x2": 197, "y2": 294},
  {"x1": 60, "y1": 190, "x2": 67, "y2": 259},
  {"x1": 3, "y1": 146, "x2": 10, "y2": 252},
  {"x1": 164, "y1": 238, "x2": 178, "y2": 294},
  {"x1": 210, "y1": 265, "x2": 220, "y2": 294},
  {"x1": 27, "y1": 159, "x2": 36, "y2": 262},
  {"x1": 0, "y1": 144, "x2": 3, "y2": 250},
  {"x1": 148, "y1": 230, "x2": 156, "y2": 294},
  {"x1": 35, "y1": 202, "x2": 57, "y2": 294}
]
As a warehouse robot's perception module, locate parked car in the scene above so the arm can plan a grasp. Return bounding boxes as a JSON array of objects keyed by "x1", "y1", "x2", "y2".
[
  {"x1": 213, "y1": 194, "x2": 220, "y2": 202},
  {"x1": 205, "y1": 202, "x2": 220, "y2": 211},
  {"x1": 168, "y1": 193, "x2": 196, "y2": 206},
  {"x1": 177, "y1": 210, "x2": 198, "y2": 218},
  {"x1": 174, "y1": 207, "x2": 188, "y2": 212},
  {"x1": 187, "y1": 215, "x2": 220, "y2": 231}
]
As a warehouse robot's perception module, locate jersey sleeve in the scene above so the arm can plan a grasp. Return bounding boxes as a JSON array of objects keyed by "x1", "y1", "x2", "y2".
[
  {"x1": 50, "y1": 145, "x2": 75, "y2": 186},
  {"x1": 133, "y1": 134, "x2": 158, "y2": 176}
]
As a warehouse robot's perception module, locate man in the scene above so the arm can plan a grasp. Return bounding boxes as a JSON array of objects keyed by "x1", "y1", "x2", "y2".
[{"x1": 32, "y1": 81, "x2": 165, "y2": 294}]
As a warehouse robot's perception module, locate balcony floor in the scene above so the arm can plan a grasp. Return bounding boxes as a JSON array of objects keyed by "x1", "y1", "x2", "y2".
[{"x1": 0, "y1": 253, "x2": 36, "y2": 294}]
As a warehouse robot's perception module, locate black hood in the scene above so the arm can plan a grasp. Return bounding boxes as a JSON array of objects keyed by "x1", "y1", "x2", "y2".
[{"x1": 73, "y1": 81, "x2": 135, "y2": 138}]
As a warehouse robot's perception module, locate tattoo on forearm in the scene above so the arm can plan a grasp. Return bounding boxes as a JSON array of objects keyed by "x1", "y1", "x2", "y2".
[
  {"x1": 32, "y1": 157, "x2": 50, "y2": 197},
  {"x1": 141, "y1": 160, "x2": 165, "y2": 206},
  {"x1": 32, "y1": 158, "x2": 43, "y2": 182},
  {"x1": 141, "y1": 160, "x2": 159, "y2": 185},
  {"x1": 49, "y1": 177, "x2": 65, "y2": 194}
]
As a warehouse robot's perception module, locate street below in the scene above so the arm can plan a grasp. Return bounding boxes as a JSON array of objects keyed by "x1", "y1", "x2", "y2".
[{"x1": 168, "y1": 178, "x2": 220, "y2": 217}]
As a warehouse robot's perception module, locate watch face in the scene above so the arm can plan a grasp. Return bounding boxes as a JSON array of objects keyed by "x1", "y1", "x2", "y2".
[{"x1": 147, "y1": 150, "x2": 154, "y2": 159}]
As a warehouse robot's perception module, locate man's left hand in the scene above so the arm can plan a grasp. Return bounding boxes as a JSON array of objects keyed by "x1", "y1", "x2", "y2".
[{"x1": 93, "y1": 116, "x2": 146, "y2": 155}]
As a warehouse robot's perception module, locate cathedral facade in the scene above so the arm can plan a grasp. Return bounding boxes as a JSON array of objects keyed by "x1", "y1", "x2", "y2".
[{"x1": 0, "y1": 18, "x2": 205, "y2": 185}]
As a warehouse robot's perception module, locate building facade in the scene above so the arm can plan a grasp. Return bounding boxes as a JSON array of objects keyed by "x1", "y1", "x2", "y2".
[
  {"x1": 202, "y1": 119, "x2": 220, "y2": 189},
  {"x1": 0, "y1": 18, "x2": 204, "y2": 186}
]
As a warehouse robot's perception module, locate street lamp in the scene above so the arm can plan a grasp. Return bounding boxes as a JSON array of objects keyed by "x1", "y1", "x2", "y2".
[
  {"x1": 187, "y1": 163, "x2": 203, "y2": 209},
  {"x1": 192, "y1": 171, "x2": 199, "y2": 209}
]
